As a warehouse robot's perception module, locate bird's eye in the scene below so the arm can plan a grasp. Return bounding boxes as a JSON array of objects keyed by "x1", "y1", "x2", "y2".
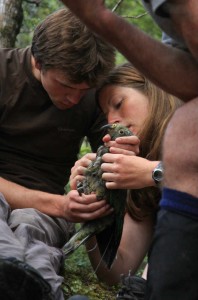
[{"x1": 119, "y1": 130, "x2": 124, "y2": 135}]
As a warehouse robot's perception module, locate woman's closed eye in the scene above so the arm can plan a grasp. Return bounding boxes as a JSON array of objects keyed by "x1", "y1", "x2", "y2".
[{"x1": 113, "y1": 99, "x2": 123, "y2": 110}]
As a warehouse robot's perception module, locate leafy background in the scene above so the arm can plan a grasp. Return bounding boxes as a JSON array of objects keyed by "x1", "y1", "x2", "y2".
[{"x1": 16, "y1": 0, "x2": 161, "y2": 63}]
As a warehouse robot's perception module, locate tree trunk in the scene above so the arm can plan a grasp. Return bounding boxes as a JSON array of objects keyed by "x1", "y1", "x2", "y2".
[{"x1": 0, "y1": 0, "x2": 23, "y2": 47}]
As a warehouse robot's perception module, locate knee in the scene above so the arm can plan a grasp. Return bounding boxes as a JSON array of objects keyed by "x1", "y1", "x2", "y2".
[
  {"x1": 0, "y1": 193, "x2": 11, "y2": 219},
  {"x1": 9, "y1": 209, "x2": 46, "y2": 242},
  {"x1": 9, "y1": 208, "x2": 42, "y2": 229}
]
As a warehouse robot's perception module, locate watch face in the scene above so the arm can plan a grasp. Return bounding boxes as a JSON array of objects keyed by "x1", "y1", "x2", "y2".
[
  {"x1": 154, "y1": 169, "x2": 163, "y2": 181},
  {"x1": 152, "y1": 162, "x2": 164, "y2": 185}
]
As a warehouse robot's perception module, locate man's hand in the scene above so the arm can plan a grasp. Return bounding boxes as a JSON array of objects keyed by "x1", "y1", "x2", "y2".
[
  {"x1": 63, "y1": 190, "x2": 113, "y2": 222},
  {"x1": 70, "y1": 153, "x2": 96, "y2": 190}
]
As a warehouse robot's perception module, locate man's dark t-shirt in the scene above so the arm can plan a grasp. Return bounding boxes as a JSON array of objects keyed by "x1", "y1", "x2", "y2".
[{"x1": 0, "y1": 47, "x2": 107, "y2": 195}]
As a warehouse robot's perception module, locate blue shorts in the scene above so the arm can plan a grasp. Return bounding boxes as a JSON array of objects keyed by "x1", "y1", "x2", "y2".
[
  {"x1": 160, "y1": 187, "x2": 198, "y2": 220},
  {"x1": 145, "y1": 188, "x2": 198, "y2": 300}
]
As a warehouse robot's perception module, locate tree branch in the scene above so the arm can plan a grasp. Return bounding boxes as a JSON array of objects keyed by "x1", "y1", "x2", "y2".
[
  {"x1": 25, "y1": 0, "x2": 41, "y2": 6},
  {"x1": 123, "y1": 12, "x2": 148, "y2": 19},
  {"x1": 112, "y1": 0, "x2": 124, "y2": 12}
]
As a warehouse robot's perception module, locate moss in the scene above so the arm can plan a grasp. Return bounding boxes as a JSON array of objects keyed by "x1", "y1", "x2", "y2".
[{"x1": 62, "y1": 246, "x2": 119, "y2": 299}]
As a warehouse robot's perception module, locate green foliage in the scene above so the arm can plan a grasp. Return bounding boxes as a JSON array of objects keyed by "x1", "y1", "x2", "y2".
[
  {"x1": 78, "y1": 139, "x2": 91, "y2": 159},
  {"x1": 16, "y1": 0, "x2": 63, "y2": 47},
  {"x1": 63, "y1": 245, "x2": 119, "y2": 299},
  {"x1": 106, "y1": 0, "x2": 161, "y2": 39},
  {"x1": 105, "y1": 0, "x2": 162, "y2": 64}
]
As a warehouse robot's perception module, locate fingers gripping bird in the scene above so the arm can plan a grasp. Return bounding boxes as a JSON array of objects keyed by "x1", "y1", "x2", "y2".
[{"x1": 63, "y1": 124, "x2": 133, "y2": 269}]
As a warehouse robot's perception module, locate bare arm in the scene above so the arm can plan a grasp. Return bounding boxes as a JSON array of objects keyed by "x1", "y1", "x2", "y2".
[
  {"x1": 0, "y1": 177, "x2": 112, "y2": 222},
  {"x1": 86, "y1": 213, "x2": 153, "y2": 285},
  {"x1": 101, "y1": 155, "x2": 159, "y2": 189},
  {"x1": 62, "y1": 0, "x2": 198, "y2": 101}
]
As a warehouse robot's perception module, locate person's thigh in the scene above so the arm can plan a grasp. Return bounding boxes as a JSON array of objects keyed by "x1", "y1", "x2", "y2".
[
  {"x1": 9, "y1": 208, "x2": 75, "y2": 247},
  {"x1": 163, "y1": 97, "x2": 198, "y2": 198},
  {"x1": 146, "y1": 209, "x2": 198, "y2": 300},
  {"x1": 8, "y1": 208, "x2": 74, "y2": 300},
  {"x1": 0, "y1": 193, "x2": 24, "y2": 260}
]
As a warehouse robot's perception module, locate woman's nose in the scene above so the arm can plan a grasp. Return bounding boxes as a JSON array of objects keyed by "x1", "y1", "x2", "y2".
[{"x1": 107, "y1": 112, "x2": 121, "y2": 124}]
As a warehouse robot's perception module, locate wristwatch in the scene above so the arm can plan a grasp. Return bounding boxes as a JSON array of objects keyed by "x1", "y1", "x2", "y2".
[{"x1": 152, "y1": 162, "x2": 164, "y2": 185}]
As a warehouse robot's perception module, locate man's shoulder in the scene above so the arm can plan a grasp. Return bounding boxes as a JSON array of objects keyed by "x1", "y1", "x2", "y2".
[
  {"x1": 0, "y1": 47, "x2": 31, "y2": 76},
  {"x1": 0, "y1": 47, "x2": 30, "y2": 60}
]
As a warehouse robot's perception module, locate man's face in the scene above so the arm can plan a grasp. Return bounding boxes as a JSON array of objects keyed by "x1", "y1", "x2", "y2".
[{"x1": 40, "y1": 68, "x2": 91, "y2": 110}]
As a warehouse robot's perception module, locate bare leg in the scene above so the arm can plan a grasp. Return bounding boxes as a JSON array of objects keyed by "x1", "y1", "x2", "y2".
[
  {"x1": 163, "y1": 97, "x2": 198, "y2": 197},
  {"x1": 146, "y1": 97, "x2": 198, "y2": 300}
]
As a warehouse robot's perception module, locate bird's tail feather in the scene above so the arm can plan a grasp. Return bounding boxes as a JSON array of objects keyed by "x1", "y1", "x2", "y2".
[{"x1": 62, "y1": 216, "x2": 114, "y2": 257}]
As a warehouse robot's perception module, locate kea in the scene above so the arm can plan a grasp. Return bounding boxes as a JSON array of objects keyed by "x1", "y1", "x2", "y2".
[{"x1": 63, "y1": 123, "x2": 133, "y2": 269}]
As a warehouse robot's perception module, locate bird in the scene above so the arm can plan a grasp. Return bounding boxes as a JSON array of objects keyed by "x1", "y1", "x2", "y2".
[{"x1": 62, "y1": 123, "x2": 133, "y2": 269}]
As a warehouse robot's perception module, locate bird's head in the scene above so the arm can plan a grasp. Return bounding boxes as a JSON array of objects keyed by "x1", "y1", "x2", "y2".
[{"x1": 101, "y1": 123, "x2": 133, "y2": 140}]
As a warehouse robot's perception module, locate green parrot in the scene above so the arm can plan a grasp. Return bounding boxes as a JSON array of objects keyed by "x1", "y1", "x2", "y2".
[{"x1": 63, "y1": 123, "x2": 133, "y2": 269}]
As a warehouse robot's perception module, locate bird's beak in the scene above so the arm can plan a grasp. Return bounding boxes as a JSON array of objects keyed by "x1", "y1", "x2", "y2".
[
  {"x1": 100, "y1": 124, "x2": 113, "y2": 131},
  {"x1": 100, "y1": 123, "x2": 118, "y2": 132}
]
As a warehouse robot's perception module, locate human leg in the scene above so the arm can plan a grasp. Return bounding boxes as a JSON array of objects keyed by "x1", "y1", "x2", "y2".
[
  {"x1": 0, "y1": 257, "x2": 53, "y2": 300},
  {"x1": 146, "y1": 98, "x2": 198, "y2": 299},
  {"x1": 0, "y1": 194, "x2": 53, "y2": 299},
  {"x1": 117, "y1": 273, "x2": 146, "y2": 300},
  {"x1": 146, "y1": 207, "x2": 198, "y2": 300},
  {"x1": 162, "y1": 97, "x2": 198, "y2": 197},
  {"x1": 0, "y1": 193, "x2": 24, "y2": 260},
  {"x1": 9, "y1": 208, "x2": 75, "y2": 300}
]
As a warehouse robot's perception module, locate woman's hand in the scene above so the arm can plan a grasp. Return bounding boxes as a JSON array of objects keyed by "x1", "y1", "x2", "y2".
[
  {"x1": 103, "y1": 134, "x2": 140, "y2": 156},
  {"x1": 70, "y1": 134, "x2": 140, "y2": 190},
  {"x1": 101, "y1": 155, "x2": 159, "y2": 189}
]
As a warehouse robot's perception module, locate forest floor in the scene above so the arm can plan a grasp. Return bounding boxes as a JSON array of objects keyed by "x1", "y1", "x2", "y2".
[
  {"x1": 62, "y1": 245, "x2": 119, "y2": 299},
  {"x1": 62, "y1": 244, "x2": 146, "y2": 299}
]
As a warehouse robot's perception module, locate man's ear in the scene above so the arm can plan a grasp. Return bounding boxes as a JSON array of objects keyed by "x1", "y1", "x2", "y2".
[
  {"x1": 31, "y1": 56, "x2": 42, "y2": 80},
  {"x1": 35, "y1": 60, "x2": 41, "y2": 71},
  {"x1": 32, "y1": 55, "x2": 41, "y2": 71}
]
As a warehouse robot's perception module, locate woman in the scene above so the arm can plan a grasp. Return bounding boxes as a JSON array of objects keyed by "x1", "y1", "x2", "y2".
[{"x1": 70, "y1": 63, "x2": 182, "y2": 286}]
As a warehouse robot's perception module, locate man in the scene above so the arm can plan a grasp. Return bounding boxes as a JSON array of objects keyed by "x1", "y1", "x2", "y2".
[
  {"x1": 61, "y1": 1, "x2": 198, "y2": 299},
  {"x1": 0, "y1": 8, "x2": 116, "y2": 300}
]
